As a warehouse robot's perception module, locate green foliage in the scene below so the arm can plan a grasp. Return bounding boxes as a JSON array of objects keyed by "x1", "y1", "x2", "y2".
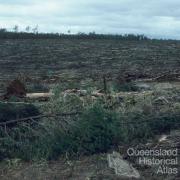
[
  {"x1": 0, "y1": 103, "x2": 40, "y2": 160},
  {"x1": 113, "y1": 81, "x2": 139, "y2": 92},
  {"x1": 71, "y1": 104, "x2": 121, "y2": 154},
  {"x1": 0, "y1": 90, "x2": 179, "y2": 161},
  {"x1": 0, "y1": 103, "x2": 39, "y2": 123}
]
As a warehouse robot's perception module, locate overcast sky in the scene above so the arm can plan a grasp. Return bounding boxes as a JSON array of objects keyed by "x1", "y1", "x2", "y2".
[{"x1": 0, "y1": 0, "x2": 180, "y2": 39}]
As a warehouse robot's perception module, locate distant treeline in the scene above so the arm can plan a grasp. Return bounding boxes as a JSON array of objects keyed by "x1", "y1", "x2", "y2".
[{"x1": 0, "y1": 28, "x2": 149, "y2": 40}]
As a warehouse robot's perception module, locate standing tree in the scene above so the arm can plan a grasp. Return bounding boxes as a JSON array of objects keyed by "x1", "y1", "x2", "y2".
[
  {"x1": 0, "y1": 28, "x2": 7, "y2": 33},
  {"x1": 25, "y1": 26, "x2": 31, "y2": 33},
  {"x1": 32, "y1": 25, "x2": 38, "y2": 34},
  {"x1": 13, "y1": 25, "x2": 19, "y2": 33}
]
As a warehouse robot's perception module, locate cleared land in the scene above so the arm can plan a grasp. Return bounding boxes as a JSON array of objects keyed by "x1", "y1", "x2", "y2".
[
  {"x1": 0, "y1": 38, "x2": 180, "y2": 180},
  {"x1": 0, "y1": 39, "x2": 180, "y2": 94}
]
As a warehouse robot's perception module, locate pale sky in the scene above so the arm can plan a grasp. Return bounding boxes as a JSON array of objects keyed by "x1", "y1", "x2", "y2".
[{"x1": 0, "y1": 0, "x2": 180, "y2": 39}]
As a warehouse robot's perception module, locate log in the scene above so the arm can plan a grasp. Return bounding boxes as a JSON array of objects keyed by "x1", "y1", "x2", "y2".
[
  {"x1": 26, "y1": 92, "x2": 54, "y2": 100},
  {"x1": 6, "y1": 90, "x2": 153, "y2": 102}
]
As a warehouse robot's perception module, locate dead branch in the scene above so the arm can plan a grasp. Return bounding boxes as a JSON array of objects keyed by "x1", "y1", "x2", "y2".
[{"x1": 0, "y1": 112, "x2": 82, "y2": 126}]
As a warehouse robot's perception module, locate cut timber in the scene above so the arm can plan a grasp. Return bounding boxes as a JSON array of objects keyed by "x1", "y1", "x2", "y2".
[
  {"x1": 25, "y1": 90, "x2": 153, "y2": 101},
  {"x1": 26, "y1": 92, "x2": 53, "y2": 101},
  {"x1": 92, "y1": 90, "x2": 153, "y2": 98},
  {"x1": 64, "y1": 89, "x2": 88, "y2": 96}
]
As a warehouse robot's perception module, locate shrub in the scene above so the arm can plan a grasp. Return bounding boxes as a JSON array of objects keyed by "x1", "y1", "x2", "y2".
[
  {"x1": 113, "y1": 82, "x2": 139, "y2": 92},
  {"x1": 0, "y1": 103, "x2": 40, "y2": 160},
  {"x1": 0, "y1": 90, "x2": 179, "y2": 161},
  {"x1": 70, "y1": 104, "x2": 121, "y2": 154},
  {"x1": 0, "y1": 103, "x2": 39, "y2": 123}
]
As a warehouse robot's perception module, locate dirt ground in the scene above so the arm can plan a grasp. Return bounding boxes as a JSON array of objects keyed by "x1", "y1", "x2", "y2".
[
  {"x1": 0, "y1": 39, "x2": 180, "y2": 94},
  {"x1": 0, "y1": 130, "x2": 179, "y2": 180},
  {"x1": 0, "y1": 39, "x2": 179, "y2": 180}
]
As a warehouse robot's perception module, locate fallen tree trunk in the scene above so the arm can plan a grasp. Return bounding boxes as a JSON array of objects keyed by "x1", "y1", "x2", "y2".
[
  {"x1": 154, "y1": 73, "x2": 180, "y2": 82},
  {"x1": 0, "y1": 89, "x2": 154, "y2": 102},
  {"x1": 26, "y1": 92, "x2": 53, "y2": 101},
  {"x1": 25, "y1": 90, "x2": 153, "y2": 101}
]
